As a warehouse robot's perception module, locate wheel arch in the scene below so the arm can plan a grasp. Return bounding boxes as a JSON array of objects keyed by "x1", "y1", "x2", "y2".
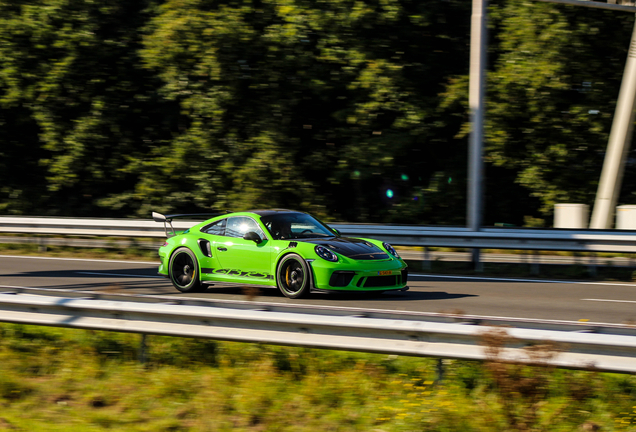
[
  {"x1": 275, "y1": 251, "x2": 316, "y2": 290},
  {"x1": 167, "y1": 241, "x2": 203, "y2": 275},
  {"x1": 167, "y1": 245, "x2": 205, "y2": 293}
]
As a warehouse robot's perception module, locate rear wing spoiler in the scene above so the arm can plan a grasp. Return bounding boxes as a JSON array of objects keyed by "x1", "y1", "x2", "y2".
[{"x1": 152, "y1": 212, "x2": 225, "y2": 238}]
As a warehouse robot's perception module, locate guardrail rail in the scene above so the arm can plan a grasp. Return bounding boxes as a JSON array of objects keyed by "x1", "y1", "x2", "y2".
[
  {"x1": 0, "y1": 287, "x2": 635, "y2": 373},
  {"x1": 3, "y1": 216, "x2": 636, "y2": 254}
]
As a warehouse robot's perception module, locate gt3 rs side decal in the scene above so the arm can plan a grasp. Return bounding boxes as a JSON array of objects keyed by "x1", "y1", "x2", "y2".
[{"x1": 201, "y1": 268, "x2": 273, "y2": 279}]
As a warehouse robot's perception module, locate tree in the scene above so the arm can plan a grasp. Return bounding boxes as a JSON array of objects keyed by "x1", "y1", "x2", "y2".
[
  {"x1": 0, "y1": 0, "x2": 170, "y2": 216},
  {"x1": 139, "y1": 0, "x2": 472, "y2": 222},
  {"x1": 443, "y1": 1, "x2": 635, "y2": 224}
]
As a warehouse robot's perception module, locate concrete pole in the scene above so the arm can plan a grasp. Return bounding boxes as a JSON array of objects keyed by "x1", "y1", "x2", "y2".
[
  {"x1": 590, "y1": 17, "x2": 636, "y2": 229},
  {"x1": 468, "y1": 0, "x2": 487, "y2": 269}
]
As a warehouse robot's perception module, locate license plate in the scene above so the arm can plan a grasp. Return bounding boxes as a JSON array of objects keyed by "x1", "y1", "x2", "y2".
[{"x1": 378, "y1": 270, "x2": 392, "y2": 276}]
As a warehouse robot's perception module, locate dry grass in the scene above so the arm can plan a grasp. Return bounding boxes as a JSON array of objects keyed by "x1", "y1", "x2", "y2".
[
  {"x1": 480, "y1": 328, "x2": 563, "y2": 431},
  {"x1": 0, "y1": 324, "x2": 634, "y2": 431}
]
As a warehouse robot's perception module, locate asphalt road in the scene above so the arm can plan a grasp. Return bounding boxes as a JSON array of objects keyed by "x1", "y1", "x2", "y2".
[{"x1": 1, "y1": 255, "x2": 636, "y2": 325}]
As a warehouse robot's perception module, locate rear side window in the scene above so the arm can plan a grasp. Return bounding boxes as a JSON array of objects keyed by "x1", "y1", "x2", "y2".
[
  {"x1": 203, "y1": 219, "x2": 226, "y2": 235},
  {"x1": 226, "y1": 216, "x2": 265, "y2": 239}
]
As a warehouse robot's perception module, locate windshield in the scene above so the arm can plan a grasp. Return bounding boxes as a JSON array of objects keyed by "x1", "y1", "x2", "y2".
[{"x1": 261, "y1": 213, "x2": 337, "y2": 240}]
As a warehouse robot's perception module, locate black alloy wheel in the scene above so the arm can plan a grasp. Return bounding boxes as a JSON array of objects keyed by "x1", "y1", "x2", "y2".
[
  {"x1": 276, "y1": 253, "x2": 311, "y2": 299},
  {"x1": 169, "y1": 247, "x2": 203, "y2": 293}
]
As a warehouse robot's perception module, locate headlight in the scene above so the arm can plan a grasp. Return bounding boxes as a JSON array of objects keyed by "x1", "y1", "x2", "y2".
[
  {"x1": 315, "y1": 245, "x2": 338, "y2": 262},
  {"x1": 383, "y1": 242, "x2": 399, "y2": 258}
]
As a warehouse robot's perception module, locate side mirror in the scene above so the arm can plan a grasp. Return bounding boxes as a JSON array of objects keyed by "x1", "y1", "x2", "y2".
[
  {"x1": 331, "y1": 228, "x2": 341, "y2": 236},
  {"x1": 243, "y1": 231, "x2": 262, "y2": 244}
]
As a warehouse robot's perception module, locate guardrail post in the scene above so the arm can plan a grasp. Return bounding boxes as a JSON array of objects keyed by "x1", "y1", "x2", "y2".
[
  {"x1": 38, "y1": 237, "x2": 47, "y2": 253},
  {"x1": 472, "y1": 249, "x2": 484, "y2": 273},
  {"x1": 531, "y1": 250, "x2": 540, "y2": 275},
  {"x1": 588, "y1": 253, "x2": 598, "y2": 277},
  {"x1": 436, "y1": 358, "x2": 445, "y2": 383},
  {"x1": 139, "y1": 334, "x2": 148, "y2": 364},
  {"x1": 423, "y1": 247, "x2": 431, "y2": 271}
]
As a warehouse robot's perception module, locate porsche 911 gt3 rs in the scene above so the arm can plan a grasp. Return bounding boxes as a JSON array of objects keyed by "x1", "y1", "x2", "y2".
[{"x1": 153, "y1": 209, "x2": 408, "y2": 298}]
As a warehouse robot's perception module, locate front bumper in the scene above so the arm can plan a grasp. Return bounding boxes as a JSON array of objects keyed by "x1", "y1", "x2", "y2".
[
  {"x1": 157, "y1": 247, "x2": 168, "y2": 276},
  {"x1": 308, "y1": 258, "x2": 408, "y2": 291}
]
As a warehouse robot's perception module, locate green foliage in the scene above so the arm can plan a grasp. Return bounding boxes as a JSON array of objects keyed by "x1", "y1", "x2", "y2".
[
  {"x1": 0, "y1": 0, "x2": 172, "y2": 216},
  {"x1": 489, "y1": 3, "x2": 618, "y2": 216},
  {"x1": 1, "y1": 0, "x2": 635, "y2": 225},
  {"x1": 0, "y1": 323, "x2": 635, "y2": 431},
  {"x1": 481, "y1": 1, "x2": 631, "y2": 219},
  {"x1": 137, "y1": 0, "x2": 472, "y2": 222}
]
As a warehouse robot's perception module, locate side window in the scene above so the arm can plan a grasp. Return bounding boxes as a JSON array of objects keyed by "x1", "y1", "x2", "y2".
[
  {"x1": 226, "y1": 216, "x2": 265, "y2": 239},
  {"x1": 203, "y1": 219, "x2": 226, "y2": 236}
]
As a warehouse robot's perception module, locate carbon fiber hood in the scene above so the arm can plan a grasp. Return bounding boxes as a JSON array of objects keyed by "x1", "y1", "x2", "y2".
[{"x1": 303, "y1": 237, "x2": 390, "y2": 260}]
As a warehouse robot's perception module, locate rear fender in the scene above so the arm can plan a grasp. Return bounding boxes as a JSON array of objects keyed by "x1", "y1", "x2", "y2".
[{"x1": 167, "y1": 236, "x2": 204, "y2": 274}]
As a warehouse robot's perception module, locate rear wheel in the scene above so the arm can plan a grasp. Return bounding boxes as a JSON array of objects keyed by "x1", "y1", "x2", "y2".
[
  {"x1": 276, "y1": 254, "x2": 311, "y2": 299},
  {"x1": 169, "y1": 247, "x2": 203, "y2": 293}
]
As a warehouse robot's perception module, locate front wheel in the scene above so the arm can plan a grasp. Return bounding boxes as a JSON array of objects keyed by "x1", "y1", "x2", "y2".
[
  {"x1": 276, "y1": 254, "x2": 311, "y2": 299},
  {"x1": 169, "y1": 247, "x2": 203, "y2": 293}
]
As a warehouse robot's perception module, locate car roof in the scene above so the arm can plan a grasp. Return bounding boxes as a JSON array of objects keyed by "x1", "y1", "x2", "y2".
[{"x1": 245, "y1": 209, "x2": 304, "y2": 217}]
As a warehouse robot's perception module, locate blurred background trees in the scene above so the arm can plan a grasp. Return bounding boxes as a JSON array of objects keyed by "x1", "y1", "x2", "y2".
[{"x1": 0, "y1": 0, "x2": 634, "y2": 225}]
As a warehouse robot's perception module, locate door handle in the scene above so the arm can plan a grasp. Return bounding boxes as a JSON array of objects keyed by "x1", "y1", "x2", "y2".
[{"x1": 217, "y1": 247, "x2": 227, "y2": 252}]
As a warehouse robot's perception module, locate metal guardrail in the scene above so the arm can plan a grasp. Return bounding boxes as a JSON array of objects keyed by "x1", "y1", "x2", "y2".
[
  {"x1": 335, "y1": 224, "x2": 636, "y2": 253},
  {"x1": 0, "y1": 216, "x2": 171, "y2": 238},
  {"x1": 0, "y1": 287, "x2": 635, "y2": 373},
  {"x1": 2, "y1": 216, "x2": 636, "y2": 253}
]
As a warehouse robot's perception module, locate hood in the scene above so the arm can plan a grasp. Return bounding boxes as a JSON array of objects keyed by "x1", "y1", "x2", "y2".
[{"x1": 303, "y1": 237, "x2": 390, "y2": 260}]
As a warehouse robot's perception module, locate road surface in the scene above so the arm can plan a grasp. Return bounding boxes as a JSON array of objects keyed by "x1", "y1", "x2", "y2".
[{"x1": 1, "y1": 255, "x2": 635, "y2": 325}]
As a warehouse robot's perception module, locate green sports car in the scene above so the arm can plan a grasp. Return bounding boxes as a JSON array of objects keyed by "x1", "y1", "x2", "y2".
[{"x1": 153, "y1": 209, "x2": 408, "y2": 298}]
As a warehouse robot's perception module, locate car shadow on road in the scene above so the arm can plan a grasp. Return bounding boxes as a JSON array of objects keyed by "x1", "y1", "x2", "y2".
[
  {"x1": 1, "y1": 268, "x2": 476, "y2": 303},
  {"x1": 199, "y1": 285, "x2": 477, "y2": 302},
  {"x1": 311, "y1": 290, "x2": 477, "y2": 302}
]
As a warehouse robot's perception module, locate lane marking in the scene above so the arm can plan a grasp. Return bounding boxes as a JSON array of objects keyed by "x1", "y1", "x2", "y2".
[
  {"x1": 0, "y1": 285, "x2": 626, "y2": 327},
  {"x1": 582, "y1": 298, "x2": 636, "y2": 304},
  {"x1": 77, "y1": 272, "x2": 163, "y2": 279},
  {"x1": 2, "y1": 255, "x2": 634, "y2": 287},
  {"x1": 411, "y1": 273, "x2": 636, "y2": 287},
  {"x1": 0, "y1": 255, "x2": 158, "y2": 265}
]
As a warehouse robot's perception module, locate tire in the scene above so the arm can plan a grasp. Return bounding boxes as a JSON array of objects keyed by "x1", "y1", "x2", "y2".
[
  {"x1": 276, "y1": 253, "x2": 311, "y2": 299},
  {"x1": 169, "y1": 247, "x2": 203, "y2": 293}
]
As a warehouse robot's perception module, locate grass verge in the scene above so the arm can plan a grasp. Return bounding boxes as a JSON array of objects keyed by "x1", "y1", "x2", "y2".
[
  {"x1": 0, "y1": 243, "x2": 157, "y2": 262},
  {"x1": 0, "y1": 323, "x2": 635, "y2": 431}
]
